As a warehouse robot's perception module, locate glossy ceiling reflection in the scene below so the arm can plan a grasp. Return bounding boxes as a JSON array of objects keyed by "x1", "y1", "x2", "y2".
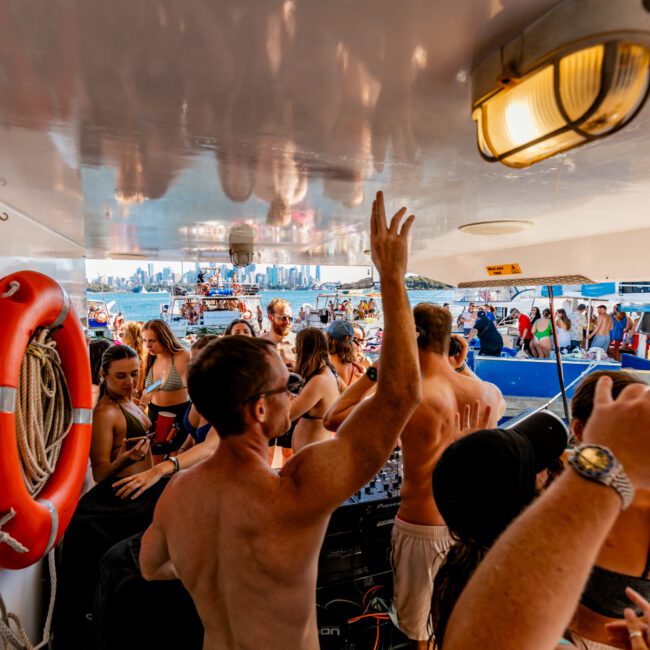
[{"x1": 2, "y1": 0, "x2": 650, "y2": 285}]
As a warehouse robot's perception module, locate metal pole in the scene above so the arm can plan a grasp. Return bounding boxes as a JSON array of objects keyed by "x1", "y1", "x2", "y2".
[
  {"x1": 585, "y1": 299, "x2": 593, "y2": 350},
  {"x1": 548, "y1": 285, "x2": 570, "y2": 423}
]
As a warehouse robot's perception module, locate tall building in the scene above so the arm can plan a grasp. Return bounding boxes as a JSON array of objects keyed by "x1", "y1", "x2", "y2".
[{"x1": 315, "y1": 265, "x2": 321, "y2": 282}]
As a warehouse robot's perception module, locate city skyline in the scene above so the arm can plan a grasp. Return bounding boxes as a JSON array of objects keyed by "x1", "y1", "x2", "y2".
[{"x1": 85, "y1": 259, "x2": 371, "y2": 284}]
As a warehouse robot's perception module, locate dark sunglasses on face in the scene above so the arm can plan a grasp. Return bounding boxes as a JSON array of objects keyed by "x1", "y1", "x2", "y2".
[
  {"x1": 273, "y1": 314, "x2": 293, "y2": 322},
  {"x1": 243, "y1": 372, "x2": 305, "y2": 404},
  {"x1": 353, "y1": 338, "x2": 365, "y2": 346}
]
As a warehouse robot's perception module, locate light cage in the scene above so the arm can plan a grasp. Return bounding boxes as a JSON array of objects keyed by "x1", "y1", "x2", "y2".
[{"x1": 472, "y1": 42, "x2": 650, "y2": 167}]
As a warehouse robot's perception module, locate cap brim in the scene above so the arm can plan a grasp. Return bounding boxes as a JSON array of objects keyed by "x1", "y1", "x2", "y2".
[{"x1": 505, "y1": 410, "x2": 569, "y2": 473}]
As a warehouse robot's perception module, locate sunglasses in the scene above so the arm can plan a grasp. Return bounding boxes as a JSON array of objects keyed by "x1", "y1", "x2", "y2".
[
  {"x1": 353, "y1": 338, "x2": 365, "y2": 346},
  {"x1": 272, "y1": 314, "x2": 293, "y2": 322},
  {"x1": 243, "y1": 372, "x2": 304, "y2": 404}
]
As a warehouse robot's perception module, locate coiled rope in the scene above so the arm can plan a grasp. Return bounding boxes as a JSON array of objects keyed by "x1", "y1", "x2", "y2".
[
  {"x1": 15, "y1": 329, "x2": 73, "y2": 496},
  {"x1": 0, "y1": 327, "x2": 72, "y2": 649}
]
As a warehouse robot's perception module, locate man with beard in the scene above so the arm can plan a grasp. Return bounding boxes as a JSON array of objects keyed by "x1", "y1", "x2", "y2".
[
  {"x1": 263, "y1": 298, "x2": 296, "y2": 370},
  {"x1": 263, "y1": 298, "x2": 297, "y2": 461}
]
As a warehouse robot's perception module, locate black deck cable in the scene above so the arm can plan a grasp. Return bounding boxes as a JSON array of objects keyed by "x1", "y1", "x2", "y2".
[{"x1": 547, "y1": 285, "x2": 570, "y2": 423}]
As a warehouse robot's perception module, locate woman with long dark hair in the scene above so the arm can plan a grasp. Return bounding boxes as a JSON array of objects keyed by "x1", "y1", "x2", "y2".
[
  {"x1": 429, "y1": 412, "x2": 571, "y2": 649},
  {"x1": 290, "y1": 327, "x2": 340, "y2": 452},
  {"x1": 555, "y1": 308, "x2": 572, "y2": 352},
  {"x1": 54, "y1": 344, "x2": 166, "y2": 643},
  {"x1": 112, "y1": 336, "x2": 221, "y2": 500},
  {"x1": 225, "y1": 318, "x2": 257, "y2": 337},
  {"x1": 140, "y1": 319, "x2": 191, "y2": 454},
  {"x1": 91, "y1": 344, "x2": 152, "y2": 482},
  {"x1": 89, "y1": 338, "x2": 112, "y2": 407}
]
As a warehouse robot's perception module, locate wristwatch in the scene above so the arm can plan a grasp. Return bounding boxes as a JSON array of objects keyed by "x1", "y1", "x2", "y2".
[
  {"x1": 568, "y1": 444, "x2": 635, "y2": 510},
  {"x1": 365, "y1": 366, "x2": 378, "y2": 382}
]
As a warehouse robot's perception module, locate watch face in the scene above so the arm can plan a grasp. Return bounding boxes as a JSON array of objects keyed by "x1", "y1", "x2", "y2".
[{"x1": 576, "y1": 446, "x2": 614, "y2": 476}]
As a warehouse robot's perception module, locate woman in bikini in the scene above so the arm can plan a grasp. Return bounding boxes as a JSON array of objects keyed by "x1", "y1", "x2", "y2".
[
  {"x1": 140, "y1": 319, "x2": 191, "y2": 455},
  {"x1": 55, "y1": 345, "x2": 164, "y2": 637},
  {"x1": 290, "y1": 328, "x2": 340, "y2": 453},
  {"x1": 326, "y1": 319, "x2": 364, "y2": 389},
  {"x1": 113, "y1": 335, "x2": 221, "y2": 500},
  {"x1": 530, "y1": 308, "x2": 553, "y2": 358}
]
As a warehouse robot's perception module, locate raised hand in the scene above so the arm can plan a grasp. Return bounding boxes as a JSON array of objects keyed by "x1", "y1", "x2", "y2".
[
  {"x1": 582, "y1": 377, "x2": 650, "y2": 489},
  {"x1": 605, "y1": 587, "x2": 650, "y2": 649},
  {"x1": 455, "y1": 400, "x2": 492, "y2": 438},
  {"x1": 370, "y1": 191, "x2": 414, "y2": 280}
]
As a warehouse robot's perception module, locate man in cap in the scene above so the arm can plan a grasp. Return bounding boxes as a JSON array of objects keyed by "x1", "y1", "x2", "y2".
[
  {"x1": 430, "y1": 411, "x2": 570, "y2": 646},
  {"x1": 468, "y1": 309, "x2": 503, "y2": 357},
  {"x1": 443, "y1": 376, "x2": 650, "y2": 650}
]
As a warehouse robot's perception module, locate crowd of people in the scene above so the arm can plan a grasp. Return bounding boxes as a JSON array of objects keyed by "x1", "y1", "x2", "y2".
[
  {"x1": 458, "y1": 300, "x2": 641, "y2": 361},
  {"x1": 53, "y1": 192, "x2": 650, "y2": 650}
]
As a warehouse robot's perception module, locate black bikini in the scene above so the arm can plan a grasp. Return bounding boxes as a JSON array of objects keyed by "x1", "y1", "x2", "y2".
[{"x1": 581, "y1": 550, "x2": 650, "y2": 618}]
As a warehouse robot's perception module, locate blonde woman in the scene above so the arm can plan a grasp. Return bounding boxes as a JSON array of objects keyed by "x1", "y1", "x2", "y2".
[
  {"x1": 121, "y1": 321, "x2": 146, "y2": 396},
  {"x1": 140, "y1": 319, "x2": 190, "y2": 455}
]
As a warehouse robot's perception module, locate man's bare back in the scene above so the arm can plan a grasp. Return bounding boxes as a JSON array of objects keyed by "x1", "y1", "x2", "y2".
[
  {"x1": 399, "y1": 357, "x2": 504, "y2": 526},
  {"x1": 148, "y1": 447, "x2": 329, "y2": 648},
  {"x1": 140, "y1": 192, "x2": 422, "y2": 649}
]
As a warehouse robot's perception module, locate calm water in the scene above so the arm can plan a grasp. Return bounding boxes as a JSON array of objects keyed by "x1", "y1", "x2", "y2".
[{"x1": 88, "y1": 289, "x2": 456, "y2": 323}]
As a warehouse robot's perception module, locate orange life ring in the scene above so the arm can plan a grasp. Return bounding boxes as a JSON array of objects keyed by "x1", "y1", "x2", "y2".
[
  {"x1": 198, "y1": 283, "x2": 210, "y2": 296},
  {"x1": 0, "y1": 271, "x2": 92, "y2": 569},
  {"x1": 232, "y1": 283, "x2": 242, "y2": 296},
  {"x1": 94, "y1": 310, "x2": 108, "y2": 324},
  {"x1": 242, "y1": 310, "x2": 253, "y2": 320}
]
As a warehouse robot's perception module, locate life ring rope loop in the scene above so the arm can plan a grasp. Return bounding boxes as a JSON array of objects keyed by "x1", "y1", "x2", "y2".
[{"x1": 0, "y1": 271, "x2": 92, "y2": 569}]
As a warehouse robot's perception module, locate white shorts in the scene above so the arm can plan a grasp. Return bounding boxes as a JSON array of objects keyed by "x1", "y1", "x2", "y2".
[{"x1": 390, "y1": 517, "x2": 454, "y2": 641}]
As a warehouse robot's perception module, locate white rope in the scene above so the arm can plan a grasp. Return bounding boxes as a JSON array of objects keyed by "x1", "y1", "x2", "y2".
[
  {"x1": 0, "y1": 511, "x2": 28, "y2": 554},
  {"x1": 0, "y1": 327, "x2": 72, "y2": 649},
  {"x1": 1, "y1": 281, "x2": 20, "y2": 299},
  {"x1": 15, "y1": 330, "x2": 72, "y2": 496},
  {"x1": 0, "y1": 550, "x2": 57, "y2": 650}
]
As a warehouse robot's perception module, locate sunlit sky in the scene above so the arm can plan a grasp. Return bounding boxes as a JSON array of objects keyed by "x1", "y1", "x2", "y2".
[{"x1": 85, "y1": 259, "x2": 373, "y2": 283}]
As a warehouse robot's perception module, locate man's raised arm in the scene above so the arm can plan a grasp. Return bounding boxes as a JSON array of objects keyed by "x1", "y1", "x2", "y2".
[
  {"x1": 443, "y1": 377, "x2": 650, "y2": 650},
  {"x1": 282, "y1": 191, "x2": 421, "y2": 514}
]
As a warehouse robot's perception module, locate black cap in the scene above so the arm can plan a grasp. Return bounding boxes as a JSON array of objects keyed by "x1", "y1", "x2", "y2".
[{"x1": 432, "y1": 411, "x2": 569, "y2": 548}]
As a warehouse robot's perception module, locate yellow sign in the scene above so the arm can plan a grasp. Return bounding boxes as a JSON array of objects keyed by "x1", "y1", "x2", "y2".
[{"x1": 486, "y1": 263, "x2": 522, "y2": 276}]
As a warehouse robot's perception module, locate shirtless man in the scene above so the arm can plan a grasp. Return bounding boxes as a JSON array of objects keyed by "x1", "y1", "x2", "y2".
[
  {"x1": 262, "y1": 298, "x2": 296, "y2": 370},
  {"x1": 324, "y1": 303, "x2": 504, "y2": 647},
  {"x1": 139, "y1": 192, "x2": 422, "y2": 650},
  {"x1": 588, "y1": 304, "x2": 613, "y2": 353}
]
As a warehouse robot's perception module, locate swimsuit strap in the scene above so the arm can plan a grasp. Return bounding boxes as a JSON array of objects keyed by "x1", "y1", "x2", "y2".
[
  {"x1": 144, "y1": 365, "x2": 154, "y2": 389},
  {"x1": 117, "y1": 403, "x2": 148, "y2": 438}
]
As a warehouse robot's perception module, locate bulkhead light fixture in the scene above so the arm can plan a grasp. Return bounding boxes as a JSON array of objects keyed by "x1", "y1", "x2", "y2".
[{"x1": 471, "y1": 0, "x2": 650, "y2": 168}]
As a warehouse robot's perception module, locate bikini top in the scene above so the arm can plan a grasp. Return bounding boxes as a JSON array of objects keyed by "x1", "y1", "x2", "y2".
[
  {"x1": 580, "y1": 550, "x2": 650, "y2": 618},
  {"x1": 144, "y1": 354, "x2": 186, "y2": 392},
  {"x1": 111, "y1": 403, "x2": 148, "y2": 452},
  {"x1": 183, "y1": 404, "x2": 211, "y2": 443}
]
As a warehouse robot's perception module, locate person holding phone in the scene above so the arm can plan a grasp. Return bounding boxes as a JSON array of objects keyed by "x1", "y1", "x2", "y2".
[
  {"x1": 54, "y1": 344, "x2": 168, "y2": 644},
  {"x1": 140, "y1": 319, "x2": 191, "y2": 455}
]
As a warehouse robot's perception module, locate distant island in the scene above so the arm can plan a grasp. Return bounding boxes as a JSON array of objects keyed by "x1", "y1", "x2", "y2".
[{"x1": 404, "y1": 275, "x2": 449, "y2": 290}]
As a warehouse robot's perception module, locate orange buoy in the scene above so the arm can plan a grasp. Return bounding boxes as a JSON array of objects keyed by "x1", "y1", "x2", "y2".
[{"x1": 0, "y1": 271, "x2": 92, "y2": 569}]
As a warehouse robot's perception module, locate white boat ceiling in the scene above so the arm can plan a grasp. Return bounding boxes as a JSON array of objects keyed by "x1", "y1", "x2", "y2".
[{"x1": 2, "y1": 0, "x2": 650, "y2": 286}]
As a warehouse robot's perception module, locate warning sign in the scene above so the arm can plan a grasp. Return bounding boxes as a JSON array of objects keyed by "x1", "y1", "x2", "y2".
[{"x1": 486, "y1": 264, "x2": 522, "y2": 276}]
